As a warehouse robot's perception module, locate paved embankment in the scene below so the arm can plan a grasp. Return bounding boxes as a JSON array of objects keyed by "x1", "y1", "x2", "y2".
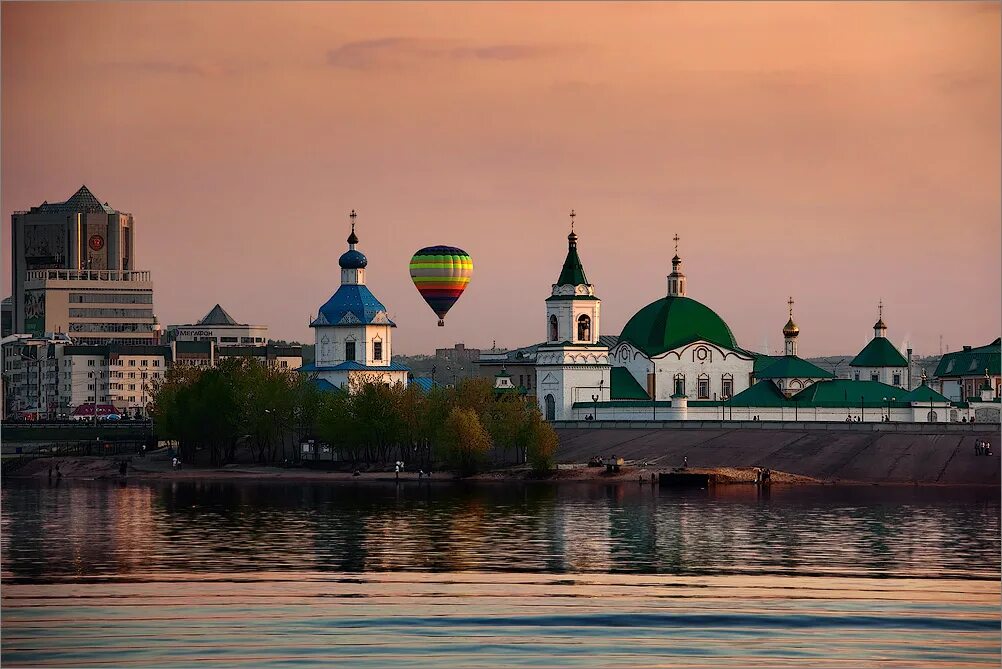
[{"x1": 554, "y1": 422, "x2": 1000, "y2": 485}]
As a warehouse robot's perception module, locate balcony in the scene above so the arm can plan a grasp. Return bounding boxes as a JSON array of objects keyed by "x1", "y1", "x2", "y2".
[{"x1": 26, "y1": 269, "x2": 152, "y2": 283}]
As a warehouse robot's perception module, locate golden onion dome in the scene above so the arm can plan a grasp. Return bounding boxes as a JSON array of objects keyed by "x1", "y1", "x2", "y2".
[{"x1": 783, "y1": 317, "x2": 800, "y2": 338}]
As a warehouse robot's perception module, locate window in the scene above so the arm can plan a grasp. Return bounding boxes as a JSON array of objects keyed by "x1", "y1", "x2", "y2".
[
  {"x1": 241, "y1": 337, "x2": 254, "y2": 343},
  {"x1": 871, "y1": 373, "x2": 879, "y2": 382},
  {"x1": 544, "y1": 394, "x2": 556, "y2": 421},
  {"x1": 549, "y1": 315, "x2": 559, "y2": 342},
  {"x1": 373, "y1": 341, "x2": 383, "y2": 361},
  {"x1": 130, "y1": 360, "x2": 136, "y2": 366},
  {"x1": 892, "y1": 373, "x2": 901, "y2": 386},
  {"x1": 577, "y1": 314, "x2": 591, "y2": 342},
  {"x1": 129, "y1": 384, "x2": 136, "y2": 391},
  {"x1": 220, "y1": 337, "x2": 238, "y2": 343},
  {"x1": 88, "y1": 360, "x2": 96, "y2": 367},
  {"x1": 88, "y1": 384, "x2": 94, "y2": 390},
  {"x1": 129, "y1": 372, "x2": 136, "y2": 379},
  {"x1": 280, "y1": 360, "x2": 288, "y2": 369},
  {"x1": 697, "y1": 374, "x2": 710, "y2": 399},
  {"x1": 141, "y1": 372, "x2": 148, "y2": 380},
  {"x1": 345, "y1": 341, "x2": 356, "y2": 361},
  {"x1": 69, "y1": 293, "x2": 152, "y2": 304},
  {"x1": 721, "y1": 375, "x2": 734, "y2": 400},
  {"x1": 673, "y1": 374, "x2": 685, "y2": 397},
  {"x1": 854, "y1": 372, "x2": 860, "y2": 381},
  {"x1": 153, "y1": 360, "x2": 160, "y2": 367},
  {"x1": 88, "y1": 372, "x2": 94, "y2": 379},
  {"x1": 68, "y1": 307, "x2": 154, "y2": 318},
  {"x1": 141, "y1": 360, "x2": 148, "y2": 367}
]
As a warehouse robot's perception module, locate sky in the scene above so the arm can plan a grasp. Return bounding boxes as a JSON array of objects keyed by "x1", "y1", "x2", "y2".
[{"x1": 2, "y1": 2, "x2": 999, "y2": 356}]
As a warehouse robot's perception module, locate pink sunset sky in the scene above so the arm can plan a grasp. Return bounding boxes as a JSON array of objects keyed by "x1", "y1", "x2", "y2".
[{"x1": 2, "y1": 2, "x2": 999, "y2": 356}]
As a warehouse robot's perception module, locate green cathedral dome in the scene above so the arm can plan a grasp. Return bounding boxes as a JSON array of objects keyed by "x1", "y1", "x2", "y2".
[{"x1": 618, "y1": 296, "x2": 738, "y2": 357}]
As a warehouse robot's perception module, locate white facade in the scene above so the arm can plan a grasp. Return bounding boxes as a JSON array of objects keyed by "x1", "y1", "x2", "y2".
[
  {"x1": 304, "y1": 214, "x2": 408, "y2": 390},
  {"x1": 609, "y1": 339, "x2": 754, "y2": 402},
  {"x1": 536, "y1": 225, "x2": 609, "y2": 420}
]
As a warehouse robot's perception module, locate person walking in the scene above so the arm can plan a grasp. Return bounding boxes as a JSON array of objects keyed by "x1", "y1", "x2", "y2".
[{"x1": 683, "y1": 455, "x2": 688, "y2": 469}]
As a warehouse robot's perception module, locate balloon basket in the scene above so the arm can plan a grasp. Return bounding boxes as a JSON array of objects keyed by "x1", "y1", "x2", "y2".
[{"x1": 437, "y1": 319, "x2": 445, "y2": 327}]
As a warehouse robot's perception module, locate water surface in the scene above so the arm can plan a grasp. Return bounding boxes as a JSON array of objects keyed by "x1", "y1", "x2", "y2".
[{"x1": 2, "y1": 480, "x2": 999, "y2": 667}]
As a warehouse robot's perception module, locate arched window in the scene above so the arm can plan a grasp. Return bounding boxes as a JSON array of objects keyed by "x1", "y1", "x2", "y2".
[
  {"x1": 697, "y1": 373, "x2": 710, "y2": 399},
  {"x1": 927, "y1": 410, "x2": 938, "y2": 423},
  {"x1": 549, "y1": 315, "x2": 559, "y2": 342},
  {"x1": 673, "y1": 373, "x2": 685, "y2": 397},
  {"x1": 721, "y1": 374, "x2": 733, "y2": 400},
  {"x1": 544, "y1": 394, "x2": 556, "y2": 421},
  {"x1": 577, "y1": 314, "x2": 591, "y2": 342}
]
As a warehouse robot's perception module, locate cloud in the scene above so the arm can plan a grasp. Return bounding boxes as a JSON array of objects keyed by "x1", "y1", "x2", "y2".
[
  {"x1": 104, "y1": 60, "x2": 248, "y2": 78},
  {"x1": 326, "y1": 37, "x2": 580, "y2": 70}
]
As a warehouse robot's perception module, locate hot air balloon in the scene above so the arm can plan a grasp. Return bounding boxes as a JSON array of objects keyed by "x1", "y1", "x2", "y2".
[{"x1": 409, "y1": 246, "x2": 473, "y2": 326}]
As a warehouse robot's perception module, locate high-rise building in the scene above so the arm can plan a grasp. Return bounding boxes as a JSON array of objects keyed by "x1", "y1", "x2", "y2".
[{"x1": 10, "y1": 186, "x2": 158, "y2": 344}]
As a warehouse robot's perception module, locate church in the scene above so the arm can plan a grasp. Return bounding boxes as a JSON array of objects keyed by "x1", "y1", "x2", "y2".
[
  {"x1": 299, "y1": 211, "x2": 409, "y2": 390},
  {"x1": 533, "y1": 213, "x2": 950, "y2": 423}
]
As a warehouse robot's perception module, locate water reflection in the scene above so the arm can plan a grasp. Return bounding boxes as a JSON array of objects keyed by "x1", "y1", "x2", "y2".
[{"x1": 1, "y1": 480, "x2": 999, "y2": 580}]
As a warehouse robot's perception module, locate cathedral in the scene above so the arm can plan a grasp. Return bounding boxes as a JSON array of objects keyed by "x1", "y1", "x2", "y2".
[
  {"x1": 299, "y1": 212, "x2": 409, "y2": 390},
  {"x1": 534, "y1": 213, "x2": 950, "y2": 423}
]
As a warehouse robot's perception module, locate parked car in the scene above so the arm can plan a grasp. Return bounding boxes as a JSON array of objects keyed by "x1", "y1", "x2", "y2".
[{"x1": 100, "y1": 414, "x2": 122, "y2": 422}]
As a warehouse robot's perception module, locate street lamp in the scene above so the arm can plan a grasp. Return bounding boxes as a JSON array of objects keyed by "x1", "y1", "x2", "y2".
[
  {"x1": 860, "y1": 395, "x2": 865, "y2": 422},
  {"x1": 592, "y1": 393, "x2": 599, "y2": 421}
]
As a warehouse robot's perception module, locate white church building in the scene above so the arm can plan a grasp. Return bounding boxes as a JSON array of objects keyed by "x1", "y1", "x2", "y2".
[
  {"x1": 534, "y1": 214, "x2": 954, "y2": 423},
  {"x1": 299, "y1": 211, "x2": 409, "y2": 390}
]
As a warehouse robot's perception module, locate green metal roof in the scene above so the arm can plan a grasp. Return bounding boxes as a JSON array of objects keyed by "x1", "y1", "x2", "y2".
[
  {"x1": 752, "y1": 354, "x2": 782, "y2": 374},
  {"x1": 755, "y1": 356, "x2": 834, "y2": 380},
  {"x1": 903, "y1": 384, "x2": 951, "y2": 404},
  {"x1": 610, "y1": 367, "x2": 649, "y2": 400},
  {"x1": 727, "y1": 381, "x2": 791, "y2": 407},
  {"x1": 556, "y1": 242, "x2": 588, "y2": 286},
  {"x1": 618, "y1": 296, "x2": 738, "y2": 357},
  {"x1": 934, "y1": 338, "x2": 1001, "y2": 378},
  {"x1": 790, "y1": 379, "x2": 905, "y2": 407},
  {"x1": 850, "y1": 337, "x2": 908, "y2": 368}
]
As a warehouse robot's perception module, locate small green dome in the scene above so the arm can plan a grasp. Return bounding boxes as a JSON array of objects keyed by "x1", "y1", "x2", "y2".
[{"x1": 619, "y1": 296, "x2": 737, "y2": 357}]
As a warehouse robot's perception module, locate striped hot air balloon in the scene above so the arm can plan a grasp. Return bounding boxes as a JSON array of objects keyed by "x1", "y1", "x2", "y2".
[{"x1": 409, "y1": 246, "x2": 473, "y2": 326}]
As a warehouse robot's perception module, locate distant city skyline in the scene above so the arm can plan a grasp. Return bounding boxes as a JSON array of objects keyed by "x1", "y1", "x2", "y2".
[{"x1": 3, "y1": 2, "x2": 999, "y2": 355}]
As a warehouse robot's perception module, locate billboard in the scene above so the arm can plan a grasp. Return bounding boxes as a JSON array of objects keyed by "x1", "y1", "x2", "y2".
[{"x1": 24, "y1": 290, "x2": 45, "y2": 336}]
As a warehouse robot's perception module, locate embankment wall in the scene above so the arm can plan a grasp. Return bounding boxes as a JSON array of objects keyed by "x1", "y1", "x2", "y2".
[{"x1": 554, "y1": 421, "x2": 1000, "y2": 485}]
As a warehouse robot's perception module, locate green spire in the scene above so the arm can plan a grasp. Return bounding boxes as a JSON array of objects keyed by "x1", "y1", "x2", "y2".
[{"x1": 556, "y1": 209, "x2": 589, "y2": 286}]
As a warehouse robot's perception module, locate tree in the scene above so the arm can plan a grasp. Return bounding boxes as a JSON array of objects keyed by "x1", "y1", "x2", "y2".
[
  {"x1": 524, "y1": 410, "x2": 558, "y2": 473},
  {"x1": 440, "y1": 406, "x2": 492, "y2": 475}
]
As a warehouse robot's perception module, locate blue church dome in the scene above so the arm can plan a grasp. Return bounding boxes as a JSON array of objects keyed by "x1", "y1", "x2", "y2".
[
  {"x1": 314, "y1": 284, "x2": 395, "y2": 327},
  {"x1": 339, "y1": 249, "x2": 368, "y2": 269}
]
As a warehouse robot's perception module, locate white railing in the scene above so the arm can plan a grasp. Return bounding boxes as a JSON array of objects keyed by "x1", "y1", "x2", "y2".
[{"x1": 26, "y1": 269, "x2": 152, "y2": 282}]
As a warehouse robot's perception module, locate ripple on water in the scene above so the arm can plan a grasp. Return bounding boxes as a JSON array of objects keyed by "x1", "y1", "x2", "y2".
[{"x1": 1, "y1": 480, "x2": 999, "y2": 667}]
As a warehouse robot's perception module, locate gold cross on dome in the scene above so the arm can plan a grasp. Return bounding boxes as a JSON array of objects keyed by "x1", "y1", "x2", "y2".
[
  {"x1": 569, "y1": 209, "x2": 576, "y2": 232},
  {"x1": 788, "y1": 296, "x2": 794, "y2": 318},
  {"x1": 878, "y1": 299, "x2": 883, "y2": 319},
  {"x1": 673, "y1": 234, "x2": 680, "y2": 254},
  {"x1": 349, "y1": 209, "x2": 357, "y2": 232}
]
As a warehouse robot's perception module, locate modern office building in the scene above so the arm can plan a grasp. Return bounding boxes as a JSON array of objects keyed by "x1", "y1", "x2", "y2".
[
  {"x1": 167, "y1": 304, "x2": 268, "y2": 345},
  {"x1": 10, "y1": 186, "x2": 158, "y2": 344}
]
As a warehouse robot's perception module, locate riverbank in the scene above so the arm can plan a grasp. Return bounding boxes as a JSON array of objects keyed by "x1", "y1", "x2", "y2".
[{"x1": 9, "y1": 455, "x2": 990, "y2": 487}]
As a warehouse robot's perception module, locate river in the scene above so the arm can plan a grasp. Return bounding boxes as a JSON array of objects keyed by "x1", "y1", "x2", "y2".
[{"x1": 2, "y1": 480, "x2": 999, "y2": 667}]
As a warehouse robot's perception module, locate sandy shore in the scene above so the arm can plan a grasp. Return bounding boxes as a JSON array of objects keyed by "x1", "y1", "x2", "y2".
[{"x1": 10, "y1": 454, "x2": 825, "y2": 485}]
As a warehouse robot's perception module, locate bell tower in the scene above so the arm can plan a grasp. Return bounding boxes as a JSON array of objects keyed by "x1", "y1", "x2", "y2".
[
  {"x1": 544, "y1": 209, "x2": 601, "y2": 344},
  {"x1": 537, "y1": 209, "x2": 610, "y2": 422},
  {"x1": 783, "y1": 297, "x2": 799, "y2": 356},
  {"x1": 667, "y1": 234, "x2": 687, "y2": 297}
]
